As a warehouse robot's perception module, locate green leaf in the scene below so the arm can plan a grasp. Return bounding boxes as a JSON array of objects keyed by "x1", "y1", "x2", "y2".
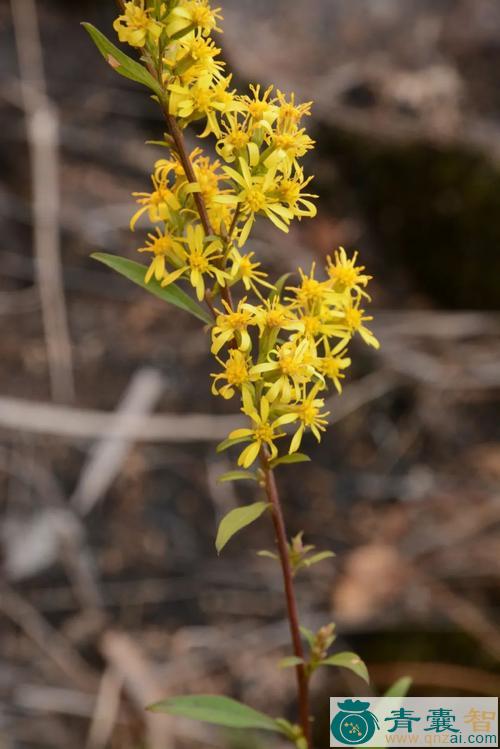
[
  {"x1": 299, "y1": 625, "x2": 315, "y2": 648},
  {"x1": 218, "y1": 470, "x2": 258, "y2": 483},
  {"x1": 384, "y1": 676, "x2": 412, "y2": 697},
  {"x1": 257, "y1": 550, "x2": 279, "y2": 560},
  {"x1": 270, "y1": 453, "x2": 311, "y2": 468},
  {"x1": 367, "y1": 678, "x2": 413, "y2": 749},
  {"x1": 92, "y1": 253, "x2": 212, "y2": 324},
  {"x1": 269, "y1": 273, "x2": 292, "y2": 301},
  {"x1": 302, "y1": 551, "x2": 336, "y2": 568},
  {"x1": 215, "y1": 502, "x2": 271, "y2": 554},
  {"x1": 148, "y1": 695, "x2": 282, "y2": 733},
  {"x1": 278, "y1": 656, "x2": 305, "y2": 669},
  {"x1": 322, "y1": 652, "x2": 370, "y2": 684},
  {"x1": 82, "y1": 23, "x2": 163, "y2": 97},
  {"x1": 216, "y1": 435, "x2": 251, "y2": 453}
]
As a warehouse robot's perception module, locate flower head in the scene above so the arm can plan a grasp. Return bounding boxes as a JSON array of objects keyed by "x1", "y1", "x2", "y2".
[
  {"x1": 138, "y1": 228, "x2": 184, "y2": 283},
  {"x1": 253, "y1": 338, "x2": 320, "y2": 403},
  {"x1": 113, "y1": 1, "x2": 162, "y2": 48},
  {"x1": 211, "y1": 298, "x2": 255, "y2": 354},
  {"x1": 339, "y1": 299, "x2": 379, "y2": 349},
  {"x1": 289, "y1": 385, "x2": 330, "y2": 453},
  {"x1": 211, "y1": 349, "x2": 259, "y2": 400},
  {"x1": 229, "y1": 393, "x2": 296, "y2": 467},
  {"x1": 131, "y1": 175, "x2": 181, "y2": 230},
  {"x1": 326, "y1": 247, "x2": 372, "y2": 299},
  {"x1": 166, "y1": 0, "x2": 223, "y2": 39},
  {"x1": 161, "y1": 224, "x2": 227, "y2": 300},
  {"x1": 222, "y1": 158, "x2": 293, "y2": 245},
  {"x1": 229, "y1": 250, "x2": 274, "y2": 296}
]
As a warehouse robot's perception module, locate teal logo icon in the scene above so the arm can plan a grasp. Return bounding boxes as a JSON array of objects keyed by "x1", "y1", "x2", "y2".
[{"x1": 331, "y1": 699, "x2": 379, "y2": 745}]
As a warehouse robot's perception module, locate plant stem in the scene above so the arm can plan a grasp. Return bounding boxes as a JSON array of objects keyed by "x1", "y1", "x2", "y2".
[
  {"x1": 111, "y1": 4, "x2": 311, "y2": 741},
  {"x1": 261, "y1": 452, "x2": 312, "y2": 749},
  {"x1": 161, "y1": 86, "x2": 312, "y2": 748},
  {"x1": 164, "y1": 113, "x2": 215, "y2": 237}
]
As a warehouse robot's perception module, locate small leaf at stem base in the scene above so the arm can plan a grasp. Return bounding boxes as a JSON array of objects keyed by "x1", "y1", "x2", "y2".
[{"x1": 147, "y1": 694, "x2": 283, "y2": 733}]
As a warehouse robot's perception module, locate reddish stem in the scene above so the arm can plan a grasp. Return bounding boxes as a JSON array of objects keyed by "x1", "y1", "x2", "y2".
[{"x1": 261, "y1": 453, "x2": 312, "y2": 748}]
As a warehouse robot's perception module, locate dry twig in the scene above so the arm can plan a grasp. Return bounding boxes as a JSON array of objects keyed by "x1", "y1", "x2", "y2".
[{"x1": 10, "y1": 0, "x2": 74, "y2": 402}]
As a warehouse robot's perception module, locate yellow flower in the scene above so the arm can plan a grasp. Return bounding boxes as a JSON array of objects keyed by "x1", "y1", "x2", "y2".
[
  {"x1": 266, "y1": 129, "x2": 315, "y2": 172},
  {"x1": 211, "y1": 349, "x2": 259, "y2": 400},
  {"x1": 276, "y1": 90, "x2": 312, "y2": 128},
  {"x1": 165, "y1": 0, "x2": 223, "y2": 39},
  {"x1": 216, "y1": 113, "x2": 251, "y2": 163},
  {"x1": 242, "y1": 85, "x2": 278, "y2": 127},
  {"x1": 222, "y1": 158, "x2": 293, "y2": 245},
  {"x1": 294, "y1": 311, "x2": 342, "y2": 341},
  {"x1": 289, "y1": 385, "x2": 329, "y2": 453},
  {"x1": 161, "y1": 224, "x2": 227, "y2": 300},
  {"x1": 229, "y1": 394, "x2": 296, "y2": 467},
  {"x1": 188, "y1": 150, "x2": 232, "y2": 205},
  {"x1": 286, "y1": 264, "x2": 332, "y2": 312},
  {"x1": 339, "y1": 299, "x2": 380, "y2": 349},
  {"x1": 229, "y1": 250, "x2": 274, "y2": 296},
  {"x1": 131, "y1": 175, "x2": 181, "y2": 230},
  {"x1": 172, "y1": 35, "x2": 225, "y2": 83},
  {"x1": 154, "y1": 154, "x2": 186, "y2": 184},
  {"x1": 316, "y1": 343, "x2": 351, "y2": 393},
  {"x1": 211, "y1": 298, "x2": 255, "y2": 354},
  {"x1": 113, "y1": 1, "x2": 163, "y2": 48},
  {"x1": 248, "y1": 297, "x2": 302, "y2": 337},
  {"x1": 138, "y1": 228, "x2": 184, "y2": 283},
  {"x1": 275, "y1": 171, "x2": 317, "y2": 220},
  {"x1": 253, "y1": 339, "x2": 320, "y2": 403},
  {"x1": 168, "y1": 74, "x2": 239, "y2": 137},
  {"x1": 326, "y1": 247, "x2": 372, "y2": 298}
]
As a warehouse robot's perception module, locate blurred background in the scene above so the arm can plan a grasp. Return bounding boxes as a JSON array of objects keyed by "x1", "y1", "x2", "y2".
[{"x1": 1, "y1": 0, "x2": 500, "y2": 747}]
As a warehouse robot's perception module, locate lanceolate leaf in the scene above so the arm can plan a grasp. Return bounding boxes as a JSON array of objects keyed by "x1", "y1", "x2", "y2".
[
  {"x1": 92, "y1": 253, "x2": 212, "y2": 324},
  {"x1": 82, "y1": 23, "x2": 163, "y2": 97},
  {"x1": 218, "y1": 470, "x2": 258, "y2": 483},
  {"x1": 148, "y1": 695, "x2": 282, "y2": 733},
  {"x1": 215, "y1": 502, "x2": 271, "y2": 554},
  {"x1": 322, "y1": 652, "x2": 370, "y2": 683},
  {"x1": 301, "y1": 551, "x2": 336, "y2": 568},
  {"x1": 299, "y1": 625, "x2": 316, "y2": 648},
  {"x1": 270, "y1": 453, "x2": 311, "y2": 468},
  {"x1": 384, "y1": 676, "x2": 412, "y2": 697},
  {"x1": 369, "y1": 678, "x2": 413, "y2": 749},
  {"x1": 257, "y1": 549, "x2": 279, "y2": 560},
  {"x1": 216, "y1": 435, "x2": 250, "y2": 453},
  {"x1": 269, "y1": 272, "x2": 292, "y2": 301},
  {"x1": 278, "y1": 656, "x2": 305, "y2": 669}
]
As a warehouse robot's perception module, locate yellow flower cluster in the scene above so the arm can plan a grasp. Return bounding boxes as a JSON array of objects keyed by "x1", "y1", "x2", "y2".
[
  {"x1": 113, "y1": 0, "x2": 379, "y2": 469},
  {"x1": 212, "y1": 249, "x2": 378, "y2": 467},
  {"x1": 115, "y1": 0, "x2": 317, "y2": 297}
]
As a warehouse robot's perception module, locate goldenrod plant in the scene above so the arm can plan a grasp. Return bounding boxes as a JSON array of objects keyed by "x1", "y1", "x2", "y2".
[{"x1": 83, "y1": 2, "x2": 405, "y2": 747}]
